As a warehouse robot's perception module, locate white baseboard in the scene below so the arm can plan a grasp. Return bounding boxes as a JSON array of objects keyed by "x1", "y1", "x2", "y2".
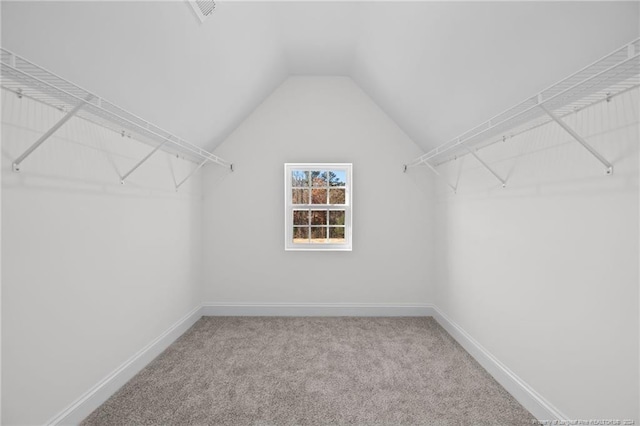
[
  {"x1": 46, "y1": 305, "x2": 203, "y2": 426},
  {"x1": 201, "y1": 302, "x2": 435, "y2": 317},
  {"x1": 45, "y1": 302, "x2": 566, "y2": 425},
  {"x1": 431, "y1": 306, "x2": 568, "y2": 422}
]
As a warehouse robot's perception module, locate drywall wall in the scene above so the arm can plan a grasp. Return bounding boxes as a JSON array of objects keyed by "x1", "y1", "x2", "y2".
[
  {"x1": 202, "y1": 76, "x2": 434, "y2": 306},
  {"x1": 432, "y1": 89, "x2": 639, "y2": 420},
  {"x1": 1, "y1": 91, "x2": 205, "y2": 425}
]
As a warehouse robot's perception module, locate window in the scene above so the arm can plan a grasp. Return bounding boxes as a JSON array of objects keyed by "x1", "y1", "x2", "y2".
[{"x1": 285, "y1": 163, "x2": 352, "y2": 251}]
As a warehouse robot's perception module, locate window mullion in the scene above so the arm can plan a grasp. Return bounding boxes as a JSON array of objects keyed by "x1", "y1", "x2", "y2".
[{"x1": 285, "y1": 164, "x2": 351, "y2": 250}]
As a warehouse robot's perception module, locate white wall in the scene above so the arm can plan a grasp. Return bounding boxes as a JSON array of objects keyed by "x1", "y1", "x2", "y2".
[
  {"x1": 3, "y1": 67, "x2": 636, "y2": 425},
  {"x1": 1, "y1": 91, "x2": 205, "y2": 425},
  {"x1": 432, "y1": 89, "x2": 639, "y2": 420},
  {"x1": 202, "y1": 76, "x2": 434, "y2": 305}
]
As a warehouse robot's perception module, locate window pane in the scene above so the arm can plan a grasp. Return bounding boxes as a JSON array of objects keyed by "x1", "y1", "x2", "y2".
[
  {"x1": 310, "y1": 210, "x2": 327, "y2": 225},
  {"x1": 311, "y1": 171, "x2": 327, "y2": 187},
  {"x1": 293, "y1": 226, "x2": 309, "y2": 243},
  {"x1": 292, "y1": 170, "x2": 309, "y2": 187},
  {"x1": 329, "y1": 210, "x2": 345, "y2": 225},
  {"x1": 328, "y1": 170, "x2": 346, "y2": 186},
  {"x1": 311, "y1": 188, "x2": 327, "y2": 204},
  {"x1": 292, "y1": 188, "x2": 309, "y2": 204},
  {"x1": 285, "y1": 164, "x2": 351, "y2": 250},
  {"x1": 328, "y1": 188, "x2": 345, "y2": 204},
  {"x1": 329, "y1": 227, "x2": 345, "y2": 243},
  {"x1": 293, "y1": 210, "x2": 308, "y2": 226},
  {"x1": 310, "y1": 226, "x2": 326, "y2": 243}
]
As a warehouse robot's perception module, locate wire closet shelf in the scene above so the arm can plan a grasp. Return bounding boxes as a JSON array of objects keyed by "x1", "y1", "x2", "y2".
[
  {"x1": 0, "y1": 48, "x2": 232, "y2": 173},
  {"x1": 404, "y1": 38, "x2": 640, "y2": 179}
]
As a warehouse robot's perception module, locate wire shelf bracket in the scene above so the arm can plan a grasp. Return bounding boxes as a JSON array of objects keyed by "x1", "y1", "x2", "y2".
[
  {"x1": 424, "y1": 161, "x2": 458, "y2": 194},
  {"x1": 539, "y1": 103, "x2": 613, "y2": 175},
  {"x1": 176, "y1": 159, "x2": 208, "y2": 191},
  {"x1": 120, "y1": 139, "x2": 170, "y2": 184},
  {"x1": 12, "y1": 96, "x2": 90, "y2": 172},
  {"x1": 1, "y1": 48, "x2": 234, "y2": 181},
  {"x1": 404, "y1": 38, "x2": 640, "y2": 183},
  {"x1": 464, "y1": 145, "x2": 507, "y2": 187}
]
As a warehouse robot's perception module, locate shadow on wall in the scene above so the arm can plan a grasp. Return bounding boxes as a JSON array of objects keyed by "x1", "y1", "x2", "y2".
[
  {"x1": 418, "y1": 88, "x2": 639, "y2": 200},
  {"x1": 422, "y1": 87, "x2": 639, "y2": 420},
  {"x1": 0, "y1": 89, "x2": 226, "y2": 198}
]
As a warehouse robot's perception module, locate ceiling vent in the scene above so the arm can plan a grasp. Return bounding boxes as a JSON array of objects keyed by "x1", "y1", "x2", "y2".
[{"x1": 188, "y1": 0, "x2": 215, "y2": 23}]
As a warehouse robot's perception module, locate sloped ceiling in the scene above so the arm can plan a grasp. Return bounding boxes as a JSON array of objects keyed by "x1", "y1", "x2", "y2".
[{"x1": 2, "y1": 1, "x2": 639, "y2": 153}]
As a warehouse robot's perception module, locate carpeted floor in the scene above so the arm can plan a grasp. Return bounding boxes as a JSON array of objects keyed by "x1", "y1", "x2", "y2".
[{"x1": 82, "y1": 317, "x2": 534, "y2": 425}]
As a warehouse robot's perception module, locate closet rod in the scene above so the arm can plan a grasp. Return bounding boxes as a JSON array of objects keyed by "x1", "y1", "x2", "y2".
[
  {"x1": 0, "y1": 48, "x2": 233, "y2": 174},
  {"x1": 404, "y1": 38, "x2": 640, "y2": 172}
]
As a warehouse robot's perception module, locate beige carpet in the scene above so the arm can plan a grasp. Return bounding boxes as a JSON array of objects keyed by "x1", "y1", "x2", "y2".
[{"x1": 82, "y1": 317, "x2": 534, "y2": 425}]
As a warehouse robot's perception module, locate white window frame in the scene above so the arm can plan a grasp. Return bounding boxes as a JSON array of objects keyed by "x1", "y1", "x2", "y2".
[{"x1": 284, "y1": 163, "x2": 352, "y2": 251}]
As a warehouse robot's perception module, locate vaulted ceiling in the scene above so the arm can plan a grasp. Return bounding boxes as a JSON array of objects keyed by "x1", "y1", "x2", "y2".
[{"x1": 2, "y1": 1, "x2": 639, "y2": 153}]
